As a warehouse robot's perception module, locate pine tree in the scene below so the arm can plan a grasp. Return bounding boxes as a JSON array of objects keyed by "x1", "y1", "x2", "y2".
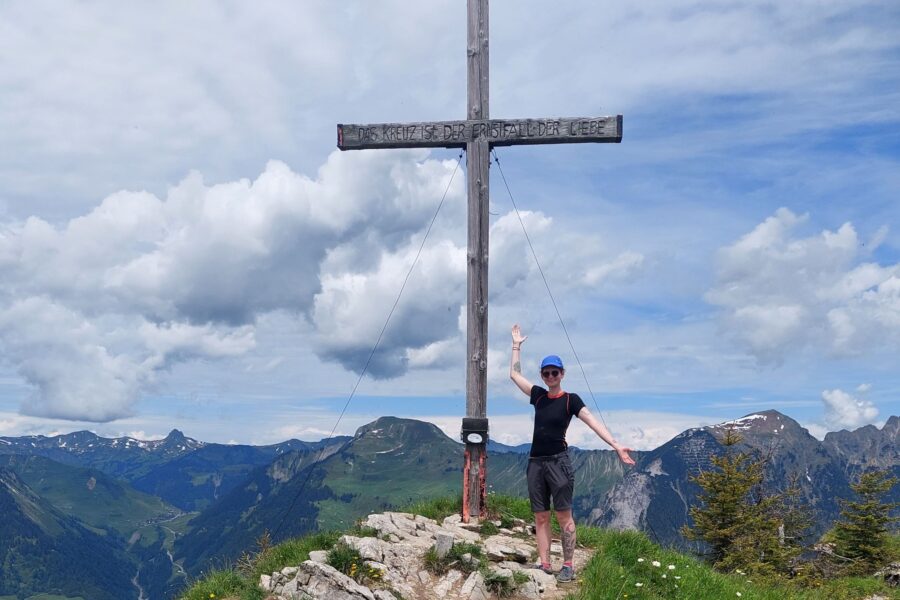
[
  {"x1": 682, "y1": 427, "x2": 784, "y2": 576},
  {"x1": 832, "y1": 469, "x2": 899, "y2": 574},
  {"x1": 778, "y1": 474, "x2": 815, "y2": 554}
]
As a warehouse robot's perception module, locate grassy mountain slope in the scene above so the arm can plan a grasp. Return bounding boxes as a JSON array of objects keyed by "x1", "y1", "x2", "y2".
[
  {"x1": 175, "y1": 446, "x2": 334, "y2": 574},
  {"x1": 0, "y1": 453, "x2": 179, "y2": 537},
  {"x1": 0, "y1": 469, "x2": 138, "y2": 600},
  {"x1": 0, "y1": 456, "x2": 190, "y2": 600}
]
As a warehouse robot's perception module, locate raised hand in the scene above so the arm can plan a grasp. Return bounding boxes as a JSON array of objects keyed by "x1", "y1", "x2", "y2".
[{"x1": 511, "y1": 324, "x2": 527, "y2": 345}]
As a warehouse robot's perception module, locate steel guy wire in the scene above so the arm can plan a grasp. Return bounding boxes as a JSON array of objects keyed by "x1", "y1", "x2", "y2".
[{"x1": 491, "y1": 148, "x2": 610, "y2": 430}]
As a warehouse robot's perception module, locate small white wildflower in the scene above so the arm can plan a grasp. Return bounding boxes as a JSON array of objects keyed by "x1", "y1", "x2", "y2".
[
  {"x1": 662, "y1": 574, "x2": 667, "y2": 579},
  {"x1": 635, "y1": 582, "x2": 643, "y2": 587},
  {"x1": 637, "y1": 558, "x2": 645, "y2": 563},
  {"x1": 674, "y1": 576, "x2": 681, "y2": 580},
  {"x1": 736, "y1": 593, "x2": 742, "y2": 597},
  {"x1": 652, "y1": 560, "x2": 661, "y2": 567},
  {"x1": 668, "y1": 565, "x2": 675, "y2": 570}
]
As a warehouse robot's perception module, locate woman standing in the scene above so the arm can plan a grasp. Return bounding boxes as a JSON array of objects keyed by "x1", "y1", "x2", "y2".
[{"x1": 509, "y1": 324, "x2": 635, "y2": 582}]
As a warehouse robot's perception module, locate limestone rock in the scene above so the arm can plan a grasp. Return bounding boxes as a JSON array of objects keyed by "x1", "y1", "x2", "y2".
[
  {"x1": 433, "y1": 569, "x2": 464, "y2": 596},
  {"x1": 460, "y1": 570, "x2": 489, "y2": 600},
  {"x1": 442, "y1": 514, "x2": 462, "y2": 526},
  {"x1": 434, "y1": 532, "x2": 454, "y2": 558},
  {"x1": 342, "y1": 535, "x2": 386, "y2": 562},
  {"x1": 261, "y1": 510, "x2": 586, "y2": 600},
  {"x1": 488, "y1": 565, "x2": 513, "y2": 578},
  {"x1": 483, "y1": 534, "x2": 533, "y2": 562},
  {"x1": 290, "y1": 560, "x2": 377, "y2": 599},
  {"x1": 875, "y1": 562, "x2": 900, "y2": 587}
]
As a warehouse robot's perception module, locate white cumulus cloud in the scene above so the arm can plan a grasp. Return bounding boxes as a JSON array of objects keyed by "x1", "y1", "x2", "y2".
[
  {"x1": 0, "y1": 149, "x2": 643, "y2": 421},
  {"x1": 821, "y1": 388, "x2": 879, "y2": 430},
  {"x1": 707, "y1": 208, "x2": 900, "y2": 363},
  {"x1": 0, "y1": 151, "x2": 464, "y2": 420}
]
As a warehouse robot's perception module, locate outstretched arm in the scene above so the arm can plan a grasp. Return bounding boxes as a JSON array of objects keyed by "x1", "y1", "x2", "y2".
[
  {"x1": 509, "y1": 324, "x2": 533, "y2": 396},
  {"x1": 577, "y1": 408, "x2": 635, "y2": 466}
]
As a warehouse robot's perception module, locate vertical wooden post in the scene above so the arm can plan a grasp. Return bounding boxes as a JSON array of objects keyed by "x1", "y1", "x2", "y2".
[
  {"x1": 463, "y1": 0, "x2": 489, "y2": 522},
  {"x1": 336, "y1": 0, "x2": 622, "y2": 525}
]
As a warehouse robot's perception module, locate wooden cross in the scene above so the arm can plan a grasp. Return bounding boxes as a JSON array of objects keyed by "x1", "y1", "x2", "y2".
[{"x1": 337, "y1": 0, "x2": 622, "y2": 521}]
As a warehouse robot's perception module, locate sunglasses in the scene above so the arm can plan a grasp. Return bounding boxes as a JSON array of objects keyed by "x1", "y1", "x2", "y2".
[{"x1": 541, "y1": 369, "x2": 560, "y2": 378}]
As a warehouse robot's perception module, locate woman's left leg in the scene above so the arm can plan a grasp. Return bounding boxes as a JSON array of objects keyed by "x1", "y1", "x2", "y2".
[{"x1": 555, "y1": 509, "x2": 576, "y2": 564}]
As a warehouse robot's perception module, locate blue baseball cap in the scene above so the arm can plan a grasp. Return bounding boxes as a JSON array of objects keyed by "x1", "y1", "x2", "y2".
[{"x1": 540, "y1": 355, "x2": 564, "y2": 369}]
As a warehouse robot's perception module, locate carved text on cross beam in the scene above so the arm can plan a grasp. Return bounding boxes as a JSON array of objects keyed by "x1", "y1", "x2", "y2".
[{"x1": 337, "y1": 116, "x2": 623, "y2": 150}]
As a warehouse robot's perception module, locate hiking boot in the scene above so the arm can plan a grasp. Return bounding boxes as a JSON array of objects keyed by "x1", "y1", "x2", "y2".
[{"x1": 556, "y1": 564, "x2": 575, "y2": 583}]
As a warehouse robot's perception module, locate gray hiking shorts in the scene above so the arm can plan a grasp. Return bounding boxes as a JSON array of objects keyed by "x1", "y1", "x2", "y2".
[{"x1": 526, "y1": 451, "x2": 575, "y2": 512}]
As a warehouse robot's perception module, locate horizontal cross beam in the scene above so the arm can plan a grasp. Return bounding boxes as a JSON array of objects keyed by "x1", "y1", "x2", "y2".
[{"x1": 337, "y1": 115, "x2": 622, "y2": 150}]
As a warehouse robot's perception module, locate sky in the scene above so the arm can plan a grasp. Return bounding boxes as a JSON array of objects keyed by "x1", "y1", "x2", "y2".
[{"x1": 0, "y1": 0, "x2": 898, "y2": 450}]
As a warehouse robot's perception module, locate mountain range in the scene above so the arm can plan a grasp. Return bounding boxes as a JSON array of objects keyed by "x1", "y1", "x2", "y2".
[
  {"x1": 0, "y1": 410, "x2": 896, "y2": 599},
  {"x1": 594, "y1": 410, "x2": 900, "y2": 549}
]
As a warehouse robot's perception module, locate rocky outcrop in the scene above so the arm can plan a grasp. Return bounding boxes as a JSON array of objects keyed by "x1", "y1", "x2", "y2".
[
  {"x1": 824, "y1": 416, "x2": 900, "y2": 481},
  {"x1": 259, "y1": 511, "x2": 591, "y2": 600}
]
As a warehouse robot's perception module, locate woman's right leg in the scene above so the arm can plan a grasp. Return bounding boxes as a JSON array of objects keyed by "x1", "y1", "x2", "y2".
[
  {"x1": 534, "y1": 510, "x2": 552, "y2": 565},
  {"x1": 527, "y1": 460, "x2": 553, "y2": 567}
]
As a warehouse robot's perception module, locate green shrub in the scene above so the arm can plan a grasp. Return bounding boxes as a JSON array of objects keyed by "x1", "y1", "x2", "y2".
[
  {"x1": 325, "y1": 541, "x2": 386, "y2": 585},
  {"x1": 326, "y1": 541, "x2": 363, "y2": 575}
]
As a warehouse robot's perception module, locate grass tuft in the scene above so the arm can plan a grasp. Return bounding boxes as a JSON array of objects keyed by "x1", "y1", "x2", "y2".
[
  {"x1": 485, "y1": 494, "x2": 532, "y2": 524},
  {"x1": 178, "y1": 568, "x2": 262, "y2": 600},
  {"x1": 401, "y1": 495, "x2": 460, "y2": 521},
  {"x1": 481, "y1": 569, "x2": 518, "y2": 597},
  {"x1": 423, "y1": 541, "x2": 484, "y2": 575},
  {"x1": 248, "y1": 530, "x2": 341, "y2": 583},
  {"x1": 480, "y1": 520, "x2": 500, "y2": 536}
]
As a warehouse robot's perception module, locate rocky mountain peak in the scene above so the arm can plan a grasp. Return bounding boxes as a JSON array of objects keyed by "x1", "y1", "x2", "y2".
[
  {"x1": 149, "y1": 428, "x2": 203, "y2": 455},
  {"x1": 164, "y1": 429, "x2": 187, "y2": 443},
  {"x1": 706, "y1": 410, "x2": 809, "y2": 440},
  {"x1": 60, "y1": 430, "x2": 101, "y2": 446},
  {"x1": 354, "y1": 416, "x2": 449, "y2": 444},
  {"x1": 823, "y1": 414, "x2": 900, "y2": 475}
]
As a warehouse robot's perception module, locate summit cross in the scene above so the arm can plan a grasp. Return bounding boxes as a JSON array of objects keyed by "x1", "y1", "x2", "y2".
[{"x1": 337, "y1": 0, "x2": 622, "y2": 521}]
